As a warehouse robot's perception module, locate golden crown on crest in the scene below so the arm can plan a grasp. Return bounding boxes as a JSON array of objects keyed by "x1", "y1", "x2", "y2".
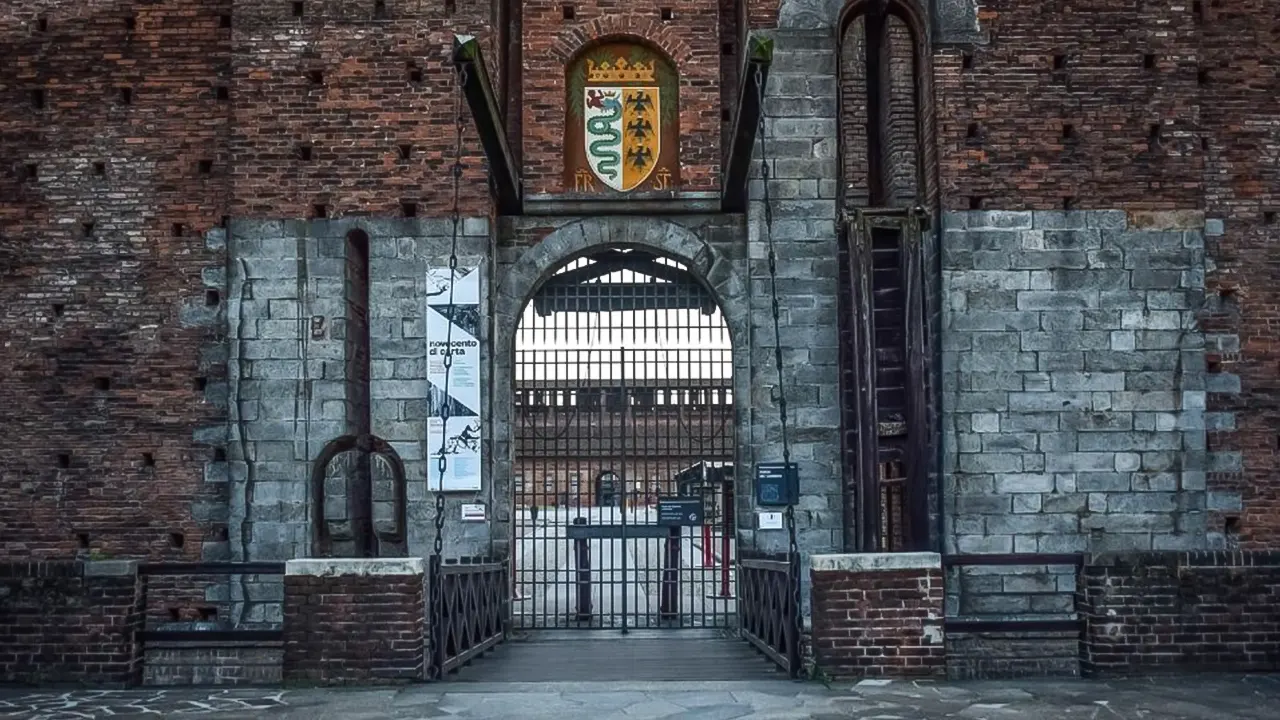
[{"x1": 585, "y1": 58, "x2": 656, "y2": 84}]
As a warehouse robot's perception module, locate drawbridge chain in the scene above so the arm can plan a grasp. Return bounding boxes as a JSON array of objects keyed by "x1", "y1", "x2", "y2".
[
  {"x1": 429, "y1": 62, "x2": 468, "y2": 681},
  {"x1": 754, "y1": 65, "x2": 803, "y2": 664}
]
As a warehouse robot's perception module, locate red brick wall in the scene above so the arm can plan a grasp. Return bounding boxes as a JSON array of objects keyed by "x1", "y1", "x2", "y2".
[
  {"x1": 0, "y1": 561, "x2": 143, "y2": 686},
  {"x1": 932, "y1": 2, "x2": 1204, "y2": 211},
  {"x1": 1078, "y1": 552, "x2": 1280, "y2": 675},
  {"x1": 0, "y1": 1, "x2": 230, "y2": 560},
  {"x1": 1197, "y1": 1, "x2": 1280, "y2": 549},
  {"x1": 810, "y1": 561, "x2": 945, "y2": 678},
  {"x1": 282, "y1": 568, "x2": 425, "y2": 684},
  {"x1": 519, "y1": 2, "x2": 723, "y2": 194},
  {"x1": 227, "y1": 1, "x2": 495, "y2": 218}
]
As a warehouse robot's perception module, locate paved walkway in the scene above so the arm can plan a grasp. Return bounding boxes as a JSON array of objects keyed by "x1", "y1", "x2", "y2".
[{"x1": 2, "y1": 675, "x2": 1279, "y2": 719}]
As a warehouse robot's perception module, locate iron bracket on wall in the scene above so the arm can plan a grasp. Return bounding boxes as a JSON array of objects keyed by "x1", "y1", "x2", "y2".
[
  {"x1": 452, "y1": 34, "x2": 522, "y2": 215},
  {"x1": 721, "y1": 33, "x2": 774, "y2": 214}
]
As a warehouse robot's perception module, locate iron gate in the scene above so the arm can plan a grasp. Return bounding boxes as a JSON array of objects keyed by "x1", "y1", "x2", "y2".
[{"x1": 513, "y1": 249, "x2": 737, "y2": 630}]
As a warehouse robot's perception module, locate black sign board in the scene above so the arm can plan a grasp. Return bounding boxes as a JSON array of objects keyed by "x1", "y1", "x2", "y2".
[
  {"x1": 755, "y1": 462, "x2": 799, "y2": 506},
  {"x1": 656, "y1": 497, "x2": 705, "y2": 526}
]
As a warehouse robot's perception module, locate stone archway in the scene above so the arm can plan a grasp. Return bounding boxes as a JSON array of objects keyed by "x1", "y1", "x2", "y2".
[{"x1": 490, "y1": 216, "x2": 751, "y2": 567}]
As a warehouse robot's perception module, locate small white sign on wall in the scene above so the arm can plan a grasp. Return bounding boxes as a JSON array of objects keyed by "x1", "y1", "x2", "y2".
[
  {"x1": 757, "y1": 511, "x2": 784, "y2": 530},
  {"x1": 460, "y1": 503, "x2": 487, "y2": 522}
]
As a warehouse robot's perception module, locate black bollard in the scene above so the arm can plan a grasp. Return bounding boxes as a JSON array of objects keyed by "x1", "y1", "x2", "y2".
[
  {"x1": 660, "y1": 525, "x2": 681, "y2": 619},
  {"x1": 573, "y1": 516, "x2": 592, "y2": 621}
]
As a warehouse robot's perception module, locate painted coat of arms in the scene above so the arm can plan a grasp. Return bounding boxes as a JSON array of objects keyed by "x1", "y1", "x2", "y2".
[{"x1": 565, "y1": 43, "x2": 680, "y2": 194}]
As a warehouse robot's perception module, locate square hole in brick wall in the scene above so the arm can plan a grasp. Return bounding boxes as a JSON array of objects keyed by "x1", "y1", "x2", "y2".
[
  {"x1": 143, "y1": 452, "x2": 155, "y2": 467},
  {"x1": 93, "y1": 161, "x2": 106, "y2": 177},
  {"x1": 397, "y1": 144, "x2": 413, "y2": 160},
  {"x1": 961, "y1": 52, "x2": 973, "y2": 70},
  {"x1": 969, "y1": 196, "x2": 985, "y2": 210},
  {"x1": 1198, "y1": 68, "x2": 1210, "y2": 86},
  {"x1": 24, "y1": 163, "x2": 37, "y2": 181},
  {"x1": 722, "y1": 42, "x2": 734, "y2": 56},
  {"x1": 168, "y1": 608, "x2": 181, "y2": 621},
  {"x1": 445, "y1": 0, "x2": 456, "y2": 13},
  {"x1": 205, "y1": 289, "x2": 220, "y2": 306},
  {"x1": 215, "y1": 85, "x2": 230, "y2": 101},
  {"x1": 169, "y1": 532, "x2": 184, "y2": 549},
  {"x1": 94, "y1": 377, "x2": 111, "y2": 391},
  {"x1": 1193, "y1": 0, "x2": 1204, "y2": 22},
  {"x1": 292, "y1": 1, "x2": 305, "y2": 17},
  {"x1": 721, "y1": 108, "x2": 730, "y2": 122},
  {"x1": 1062, "y1": 123, "x2": 1076, "y2": 140},
  {"x1": 1266, "y1": 211, "x2": 1277, "y2": 224},
  {"x1": 1063, "y1": 196, "x2": 1077, "y2": 210},
  {"x1": 57, "y1": 453, "x2": 71, "y2": 469},
  {"x1": 1143, "y1": 53, "x2": 1156, "y2": 70},
  {"x1": 124, "y1": 15, "x2": 136, "y2": 31},
  {"x1": 407, "y1": 62, "x2": 423, "y2": 83},
  {"x1": 172, "y1": 223, "x2": 185, "y2": 237},
  {"x1": 374, "y1": 0, "x2": 386, "y2": 18},
  {"x1": 52, "y1": 303, "x2": 65, "y2": 317},
  {"x1": 119, "y1": 87, "x2": 133, "y2": 105},
  {"x1": 213, "y1": 447, "x2": 227, "y2": 461},
  {"x1": 31, "y1": 89, "x2": 45, "y2": 110},
  {"x1": 1052, "y1": 54, "x2": 1067, "y2": 70},
  {"x1": 82, "y1": 222, "x2": 95, "y2": 238},
  {"x1": 36, "y1": 16, "x2": 48, "y2": 32},
  {"x1": 306, "y1": 69, "x2": 324, "y2": 85},
  {"x1": 220, "y1": 13, "x2": 232, "y2": 28},
  {"x1": 1202, "y1": 136, "x2": 1211, "y2": 151},
  {"x1": 198, "y1": 159, "x2": 213, "y2": 174},
  {"x1": 195, "y1": 376, "x2": 208, "y2": 391},
  {"x1": 312, "y1": 203, "x2": 327, "y2": 218},
  {"x1": 213, "y1": 526, "x2": 229, "y2": 542},
  {"x1": 401, "y1": 201, "x2": 418, "y2": 217},
  {"x1": 298, "y1": 144, "x2": 313, "y2": 161},
  {"x1": 660, "y1": 7, "x2": 674, "y2": 21},
  {"x1": 198, "y1": 608, "x2": 218, "y2": 621},
  {"x1": 965, "y1": 122, "x2": 981, "y2": 140},
  {"x1": 1148, "y1": 123, "x2": 1162, "y2": 149},
  {"x1": 562, "y1": 4, "x2": 574, "y2": 20},
  {"x1": 77, "y1": 533, "x2": 90, "y2": 549}
]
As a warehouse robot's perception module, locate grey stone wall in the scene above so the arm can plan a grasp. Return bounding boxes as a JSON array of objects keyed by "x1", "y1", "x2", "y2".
[
  {"x1": 216, "y1": 218, "x2": 493, "y2": 593},
  {"x1": 941, "y1": 209, "x2": 1208, "y2": 616},
  {"x1": 753, "y1": 28, "x2": 845, "y2": 568}
]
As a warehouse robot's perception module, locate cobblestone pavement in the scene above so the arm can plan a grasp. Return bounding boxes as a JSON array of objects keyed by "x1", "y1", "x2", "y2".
[{"x1": 2, "y1": 675, "x2": 1278, "y2": 719}]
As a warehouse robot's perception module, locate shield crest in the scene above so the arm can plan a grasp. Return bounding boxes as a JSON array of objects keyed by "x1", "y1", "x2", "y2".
[{"x1": 584, "y1": 86, "x2": 661, "y2": 192}]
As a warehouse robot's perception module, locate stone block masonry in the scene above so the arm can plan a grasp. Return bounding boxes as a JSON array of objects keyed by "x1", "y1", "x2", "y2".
[
  {"x1": 282, "y1": 559, "x2": 425, "y2": 685},
  {"x1": 0, "y1": 561, "x2": 144, "y2": 686},
  {"x1": 1079, "y1": 551, "x2": 1280, "y2": 675},
  {"x1": 809, "y1": 553, "x2": 945, "y2": 678},
  {"x1": 942, "y1": 210, "x2": 1208, "y2": 608}
]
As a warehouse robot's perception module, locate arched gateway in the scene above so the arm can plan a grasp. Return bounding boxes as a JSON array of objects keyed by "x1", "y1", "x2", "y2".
[{"x1": 511, "y1": 248, "x2": 737, "y2": 629}]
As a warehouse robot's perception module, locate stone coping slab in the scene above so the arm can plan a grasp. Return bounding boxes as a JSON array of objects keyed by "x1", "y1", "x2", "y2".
[
  {"x1": 284, "y1": 558, "x2": 425, "y2": 577},
  {"x1": 811, "y1": 552, "x2": 942, "y2": 573}
]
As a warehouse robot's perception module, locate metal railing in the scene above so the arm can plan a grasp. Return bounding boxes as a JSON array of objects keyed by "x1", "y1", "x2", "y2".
[
  {"x1": 136, "y1": 562, "x2": 285, "y2": 644},
  {"x1": 737, "y1": 557, "x2": 800, "y2": 676},
  {"x1": 431, "y1": 559, "x2": 508, "y2": 677},
  {"x1": 942, "y1": 553, "x2": 1085, "y2": 634}
]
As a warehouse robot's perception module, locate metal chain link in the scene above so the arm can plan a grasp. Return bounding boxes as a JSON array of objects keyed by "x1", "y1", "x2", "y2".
[
  {"x1": 754, "y1": 65, "x2": 803, "y2": 663},
  {"x1": 429, "y1": 62, "x2": 468, "y2": 681}
]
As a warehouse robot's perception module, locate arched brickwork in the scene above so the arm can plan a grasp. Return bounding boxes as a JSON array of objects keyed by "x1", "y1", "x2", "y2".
[{"x1": 549, "y1": 18, "x2": 695, "y2": 68}]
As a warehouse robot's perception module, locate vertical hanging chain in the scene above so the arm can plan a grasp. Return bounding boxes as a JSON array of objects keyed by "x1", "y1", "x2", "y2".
[
  {"x1": 429, "y1": 62, "x2": 468, "y2": 681},
  {"x1": 755, "y1": 64, "x2": 802, "y2": 668}
]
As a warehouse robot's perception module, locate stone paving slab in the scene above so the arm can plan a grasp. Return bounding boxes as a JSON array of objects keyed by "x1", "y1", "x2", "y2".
[{"x1": 2, "y1": 676, "x2": 1278, "y2": 719}]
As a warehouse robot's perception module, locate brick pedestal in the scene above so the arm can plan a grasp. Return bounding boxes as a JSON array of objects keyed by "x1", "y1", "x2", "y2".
[
  {"x1": 1079, "y1": 551, "x2": 1280, "y2": 676},
  {"x1": 0, "y1": 560, "x2": 143, "y2": 686},
  {"x1": 283, "y1": 558, "x2": 425, "y2": 685},
  {"x1": 810, "y1": 553, "x2": 945, "y2": 678}
]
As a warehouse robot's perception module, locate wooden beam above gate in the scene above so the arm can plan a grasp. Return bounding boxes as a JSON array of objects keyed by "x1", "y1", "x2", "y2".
[
  {"x1": 721, "y1": 33, "x2": 774, "y2": 214},
  {"x1": 453, "y1": 34, "x2": 522, "y2": 215}
]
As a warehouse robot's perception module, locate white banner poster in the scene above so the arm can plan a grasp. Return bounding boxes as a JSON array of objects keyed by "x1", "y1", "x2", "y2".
[{"x1": 425, "y1": 264, "x2": 482, "y2": 491}]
